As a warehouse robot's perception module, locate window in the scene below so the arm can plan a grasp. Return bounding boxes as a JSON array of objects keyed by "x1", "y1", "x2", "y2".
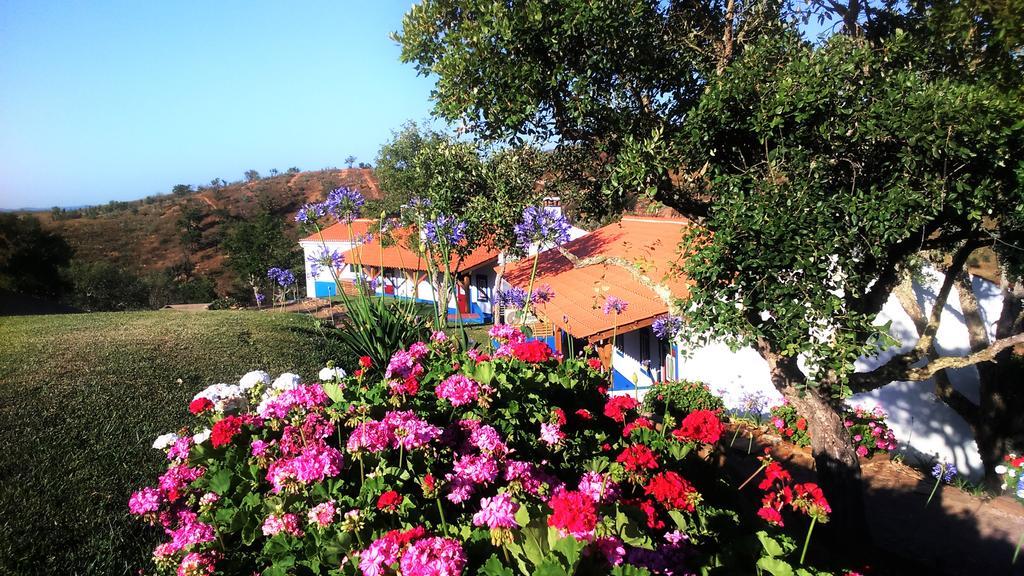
[
  {"x1": 639, "y1": 328, "x2": 651, "y2": 364},
  {"x1": 475, "y1": 274, "x2": 489, "y2": 302},
  {"x1": 615, "y1": 333, "x2": 624, "y2": 355}
]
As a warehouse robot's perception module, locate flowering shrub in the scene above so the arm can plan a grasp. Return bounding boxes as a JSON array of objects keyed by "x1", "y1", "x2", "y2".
[
  {"x1": 843, "y1": 406, "x2": 898, "y2": 457},
  {"x1": 996, "y1": 453, "x2": 1024, "y2": 502},
  {"x1": 130, "y1": 326, "x2": 848, "y2": 575},
  {"x1": 770, "y1": 403, "x2": 898, "y2": 458},
  {"x1": 769, "y1": 403, "x2": 812, "y2": 447}
]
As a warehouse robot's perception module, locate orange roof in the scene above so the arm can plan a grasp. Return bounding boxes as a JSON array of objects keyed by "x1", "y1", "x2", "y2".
[
  {"x1": 300, "y1": 219, "x2": 376, "y2": 243},
  {"x1": 342, "y1": 227, "x2": 500, "y2": 273},
  {"x1": 502, "y1": 216, "x2": 692, "y2": 341}
]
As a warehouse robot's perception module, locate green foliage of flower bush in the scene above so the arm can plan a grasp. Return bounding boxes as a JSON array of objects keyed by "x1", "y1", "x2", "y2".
[
  {"x1": 129, "y1": 328, "x2": 853, "y2": 575},
  {"x1": 0, "y1": 311, "x2": 349, "y2": 575},
  {"x1": 642, "y1": 380, "x2": 725, "y2": 425}
]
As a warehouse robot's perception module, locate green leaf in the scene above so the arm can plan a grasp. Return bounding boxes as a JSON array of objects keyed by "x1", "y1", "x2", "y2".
[
  {"x1": 478, "y1": 555, "x2": 515, "y2": 576},
  {"x1": 756, "y1": 530, "x2": 795, "y2": 558},
  {"x1": 756, "y1": 556, "x2": 795, "y2": 576},
  {"x1": 209, "y1": 469, "x2": 232, "y2": 495},
  {"x1": 473, "y1": 361, "x2": 495, "y2": 385},
  {"x1": 322, "y1": 381, "x2": 345, "y2": 403}
]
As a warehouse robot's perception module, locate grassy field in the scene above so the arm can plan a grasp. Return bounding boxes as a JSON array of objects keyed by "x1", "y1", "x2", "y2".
[{"x1": 0, "y1": 310, "x2": 352, "y2": 575}]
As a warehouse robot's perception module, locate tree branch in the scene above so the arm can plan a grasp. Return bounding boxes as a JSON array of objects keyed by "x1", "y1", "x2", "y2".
[
  {"x1": 903, "y1": 333, "x2": 1024, "y2": 381},
  {"x1": 913, "y1": 240, "x2": 979, "y2": 356}
]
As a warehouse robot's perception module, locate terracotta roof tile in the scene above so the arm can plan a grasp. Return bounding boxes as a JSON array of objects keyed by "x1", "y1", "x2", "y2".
[
  {"x1": 502, "y1": 217, "x2": 692, "y2": 340},
  {"x1": 341, "y1": 227, "x2": 500, "y2": 273},
  {"x1": 299, "y1": 219, "x2": 375, "y2": 243}
]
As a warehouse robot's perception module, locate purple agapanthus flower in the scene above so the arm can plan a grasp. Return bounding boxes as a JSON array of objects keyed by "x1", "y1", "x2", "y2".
[
  {"x1": 651, "y1": 315, "x2": 683, "y2": 340},
  {"x1": 423, "y1": 214, "x2": 467, "y2": 246},
  {"x1": 295, "y1": 202, "x2": 328, "y2": 225},
  {"x1": 497, "y1": 284, "x2": 555, "y2": 310},
  {"x1": 324, "y1": 187, "x2": 364, "y2": 223},
  {"x1": 307, "y1": 248, "x2": 344, "y2": 276},
  {"x1": 514, "y1": 205, "x2": 571, "y2": 249},
  {"x1": 255, "y1": 293, "x2": 266, "y2": 305},
  {"x1": 931, "y1": 462, "x2": 957, "y2": 483},
  {"x1": 602, "y1": 296, "x2": 629, "y2": 315},
  {"x1": 407, "y1": 196, "x2": 432, "y2": 211},
  {"x1": 267, "y1": 267, "x2": 296, "y2": 287},
  {"x1": 497, "y1": 287, "x2": 528, "y2": 309}
]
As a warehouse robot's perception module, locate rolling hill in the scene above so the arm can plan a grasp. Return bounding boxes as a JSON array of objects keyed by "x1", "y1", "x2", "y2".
[{"x1": 32, "y1": 168, "x2": 383, "y2": 294}]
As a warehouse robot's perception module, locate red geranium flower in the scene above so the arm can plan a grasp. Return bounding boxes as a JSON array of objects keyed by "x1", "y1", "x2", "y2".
[
  {"x1": 189, "y1": 397, "x2": 214, "y2": 415},
  {"x1": 623, "y1": 417, "x2": 654, "y2": 438},
  {"x1": 629, "y1": 498, "x2": 664, "y2": 530},
  {"x1": 758, "y1": 461, "x2": 793, "y2": 491},
  {"x1": 211, "y1": 416, "x2": 243, "y2": 448},
  {"x1": 644, "y1": 471, "x2": 699, "y2": 512},
  {"x1": 359, "y1": 356, "x2": 373, "y2": 368},
  {"x1": 757, "y1": 506, "x2": 784, "y2": 526},
  {"x1": 616, "y1": 444, "x2": 659, "y2": 474},
  {"x1": 376, "y1": 490, "x2": 402, "y2": 512},
  {"x1": 510, "y1": 340, "x2": 553, "y2": 363},
  {"x1": 603, "y1": 396, "x2": 640, "y2": 423},
  {"x1": 587, "y1": 358, "x2": 603, "y2": 371},
  {"x1": 552, "y1": 408, "x2": 567, "y2": 426},
  {"x1": 547, "y1": 489, "x2": 598, "y2": 538},
  {"x1": 672, "y1": 410, "x2": 724, "y2": 445},
  {"x1": 796, "y1": 418, "x2": 807, "y2": 431},
  {"x1": 575, "y1": 409, "x2": 593, "y2": 421}
]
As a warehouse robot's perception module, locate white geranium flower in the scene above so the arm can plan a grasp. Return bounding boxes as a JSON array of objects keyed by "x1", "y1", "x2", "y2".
[
  {"x1": 272, "y1": 372, "x2": 302, "y2": 391},
  {"x1": 193, "y1": 428, "x2": 211, "y2": 445},
  {"x1": 1010, "y1": 469, "x2": 1017, "y2": 478},
  {"x1": 319, "y1": 367, "x2": 347, "y2": 381},
  {"x1": 239, "y1": 370, "x2": 271, "y2": 391},
  {"x1": 995, "y1": 465, "x2": 1008, "y2": 475},
  {"x1": 152, "y1": 433, "x2": 179, "y2": 450},
  {"x1": 759, "y1": 310, "x2": 773, "y2": 322}
]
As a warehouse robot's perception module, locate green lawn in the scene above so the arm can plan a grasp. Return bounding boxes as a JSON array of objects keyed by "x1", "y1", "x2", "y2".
[{"x1": 0, "y1": 310, "x2": 351, "y2": 575}]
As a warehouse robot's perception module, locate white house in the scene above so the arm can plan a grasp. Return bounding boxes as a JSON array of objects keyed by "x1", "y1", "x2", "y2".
[
  {"x1": 299, "y1": 218, "x2": 375, "y2": 298},
  {"x1": 500, "y1": 215, "x2": 692, "y2": 389}
]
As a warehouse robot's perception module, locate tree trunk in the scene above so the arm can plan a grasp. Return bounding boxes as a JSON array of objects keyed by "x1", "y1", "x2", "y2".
[
  {"x1": 755, "y1": 338, "x2": 870, "y2": 555},
  {"x1": 966, "y1": 278, "x2": 1024, "y2": 487}
]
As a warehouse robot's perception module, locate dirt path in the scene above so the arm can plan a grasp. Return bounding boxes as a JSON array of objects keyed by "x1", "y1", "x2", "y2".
[{"x1": 723, "y1": 426, "x2": 1024, "y2": 575}]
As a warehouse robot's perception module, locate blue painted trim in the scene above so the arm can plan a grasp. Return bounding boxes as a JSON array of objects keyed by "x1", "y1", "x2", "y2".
[
  {"x1": 611, "y1": 368, "x2": 652, "y2": 392},
  {"x1": 315, "y1": 281, "x2": 337, "y2": 297}
]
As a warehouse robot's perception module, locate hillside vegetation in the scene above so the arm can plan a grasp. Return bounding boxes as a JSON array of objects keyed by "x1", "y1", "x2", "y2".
[
  {"x1": 33, "y1": 168, "x2": 382, "y2": 294},
  {"x1": 0, "y1": 310, "x2": 352, "y2": 575}
]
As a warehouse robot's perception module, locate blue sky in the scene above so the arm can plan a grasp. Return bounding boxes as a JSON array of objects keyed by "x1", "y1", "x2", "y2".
[{"x1": 0, "y1": 1, "x2": 437, "y2": 209}]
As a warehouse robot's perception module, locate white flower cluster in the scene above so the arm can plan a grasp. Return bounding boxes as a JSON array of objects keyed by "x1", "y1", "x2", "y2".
[
  {"x1": 153, "y1": 370, "x2": 280, "y2": 450},
  {"x1": 152, "y1": 432, "x2": 180, "y2": 450},
  {"x1": 319, "y1": 366, "x2": 347, "y2": 381}
]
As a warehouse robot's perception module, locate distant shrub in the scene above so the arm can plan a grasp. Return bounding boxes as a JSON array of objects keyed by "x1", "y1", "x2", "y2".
[
  {"x1": 208, "y1": 296, "x2": 240, "y2": 310},
  {"x1": 68, "y1": 260, "x2": 150, "y2": 311}
]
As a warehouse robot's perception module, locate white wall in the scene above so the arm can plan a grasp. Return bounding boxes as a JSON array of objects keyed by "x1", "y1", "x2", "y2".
[
  {"x1": 300, "y1": 240, "x2": 358, "y2": 298},
  {"x1": 672, "y1": 268, "x2": 1002, "y2": 480},
  {"x1": 611, "y1": 328, "x2": 672, "y2": 390}
]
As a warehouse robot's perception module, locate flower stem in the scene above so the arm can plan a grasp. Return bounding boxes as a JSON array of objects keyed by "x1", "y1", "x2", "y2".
[
  {"x1": 436, "y1": 497, "x2": 448, "y2": 533},
  {"x1": 799, "y1": 516, "x2": 817, "y2": 565},
  {"x1": 738, "y1": 462, "x2": 767, "y2": 490},
  {"x1": 522, "y1": 251, "x2": 540, "y2": 324},
  {"x1": 925, "y1": 470, "x2": 943, "y2": 507},
  {"x1": 1014, "y1": 530, "x2": 1024, "y2": 564}
]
